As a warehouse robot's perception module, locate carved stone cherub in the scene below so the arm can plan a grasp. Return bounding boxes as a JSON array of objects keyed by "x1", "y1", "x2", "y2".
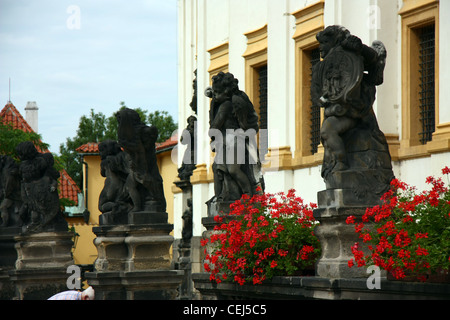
[
  {"x1": 15, "y1": 141, "x2": 66, "y2": 233},
  {"x1": 207, "y1": 72, "x2": 264, "y2": 203},
  {"x1": 178, "y1": 115, "x2": 197, "y2": 182},
  {"x1": 0, "y1": 155, "x2": 22, "y2": 227},
  {"x1": 98, "y1": 140, "x2": 131, "y2": 217},
  {"x1": 311, "y1": 25, "x2": 393, "y2": 200},
  {"x1": 116, "y1": 108, "x2": 166, "y2": 213}
]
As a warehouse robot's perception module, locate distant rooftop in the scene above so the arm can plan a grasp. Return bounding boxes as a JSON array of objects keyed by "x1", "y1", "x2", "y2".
[
  {"x1": 1, "y1": 102, "x2": 81, "y2": 205},
  {"x1": 76, "y1": 135, "x2": 178, "y2": 154}
]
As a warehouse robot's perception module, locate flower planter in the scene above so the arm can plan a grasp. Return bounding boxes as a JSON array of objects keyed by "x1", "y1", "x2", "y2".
[
  {"x1": 202, "y1": 190, "x2": 321, "y2": 286},
  {"x1": 387, "y1": 268, "x2": 450, "y2": 284},
  {"x1": 347, "y1": 168, "x2": 450, "y2": 285},
  {"x1": 192, "y1": 272, "x2": 450, "y2": 300}
]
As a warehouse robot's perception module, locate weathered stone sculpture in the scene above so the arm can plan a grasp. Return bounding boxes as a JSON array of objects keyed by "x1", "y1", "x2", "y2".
[
  {"x1": 311, "y1": 25, "x2": 394, "y2": 203},
  {"x1": 206, "y1": 72, "x2": 264, "y2": 215},
  {"x1": 177, "y1": 115, "x2": 197, "y2": 182},
  {"x1": 312, "y1": 26, "x2": 394, "y2": 279},
  {"x1": 89, "y1": 110, "x2": 183, "y2": 299},
  {"x1": 98, "y1": 140, "x2": 130, "y2": 224},
  {"x1": 88, "y1": 109, "x2": 183, "y2": 299},
  {"x1": 15, "y1": 141, "x2": 67, "y2": 233},
  {"x1": 178, "y1": 70, "x2": 198, "y2": 182},
  {"x1": 174, "y1": 70, "x2": 198, "y2": 299},
  {"x1": 181, "y1": 198, "x2": 193, "y2": 247},
  {"x1": 189, "y1": 69, "x2": 198, "y2": 114},
  {"x1": 2, "y1": 142, "x2": 74, "y2": 299},
  {"x1": 0, "y1": 155, "x2": 22, "y2": 227},
  {"x1": 116, "y1": 107, "x2": 166, "y2": 214},
  {"x1": 0, "y1": 155, "x2": 23, "y2": 299}
]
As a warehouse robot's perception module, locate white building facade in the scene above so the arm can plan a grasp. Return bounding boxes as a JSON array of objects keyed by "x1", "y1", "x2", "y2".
[{"x1": 174, "y1": 0, "x2": 450, "y2": 273}]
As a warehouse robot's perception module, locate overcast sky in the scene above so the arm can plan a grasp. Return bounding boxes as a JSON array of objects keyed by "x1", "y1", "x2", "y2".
[{"x1": 0, "y1": 0, "x2": 178, "y2": 153}]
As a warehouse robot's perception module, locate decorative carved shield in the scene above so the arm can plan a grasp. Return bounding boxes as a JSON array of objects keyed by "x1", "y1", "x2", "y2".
[{"x1": 320, "y1": 46, "x2": 364, "y2": 111}]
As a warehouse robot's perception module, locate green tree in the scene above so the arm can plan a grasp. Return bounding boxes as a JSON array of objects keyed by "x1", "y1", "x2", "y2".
[
  {"x1": 105, "y1": 102, "x2": 148, "y2": 140},
  {"x1": 58, "y1": 108, "x2": 113, "y2": 188},
  {"x1": 59, "y1": 102, "x2": 177, "y2": 189},
  {"x1": 147, "y1": 110, "x2": 177, "y2": 143},
  {"x1": 0, "y1": 121, "x2": 75, "y2": 208}
]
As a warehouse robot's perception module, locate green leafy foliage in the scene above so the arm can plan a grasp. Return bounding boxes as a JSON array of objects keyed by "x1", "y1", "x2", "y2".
[
  {"x1": 59, "y1": 102, "x2": 177, "y2": 189},
  {"x1": 0, "y1": 122, "x2": 49, "y2": 160},
  {"x1": 348, "y1": 167, "x2": 450, "y2": 282}
]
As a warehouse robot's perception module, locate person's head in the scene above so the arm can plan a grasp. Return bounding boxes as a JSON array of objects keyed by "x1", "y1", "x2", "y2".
[{"x1": 81, "y1": 286, "x2": 95, "y2": 300}]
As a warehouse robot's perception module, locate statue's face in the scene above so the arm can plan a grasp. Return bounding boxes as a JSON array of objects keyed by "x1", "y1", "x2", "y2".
[
  {"x1": 212, "y1": 82, "x2": 228, "y2": 104},
  {"x1": 319, "y1": 35, "x2": 334, "y2": 59}
]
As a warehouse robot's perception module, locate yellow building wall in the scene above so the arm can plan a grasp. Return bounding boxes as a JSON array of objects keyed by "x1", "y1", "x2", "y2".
[
  {"x1": 157, "y1": 149, "x2": 177, "y2": 228},
  {"x1": 68, "y1": 154, "x2": 103, "y2": 265},
  {"x1": 69, "y1": 149, "x2": 177, "y2": 265}
]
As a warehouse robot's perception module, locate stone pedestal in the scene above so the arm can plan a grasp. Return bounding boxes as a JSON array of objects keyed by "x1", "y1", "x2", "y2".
[
  {"x1": 86, "y1": 222, "x2": 183, "y2": 300},
  {"x1": 0, "y1": 227, "x2": 21, "y2": 267},
  {"x1": 176, "y1": 244, "x2": 192, "y2": 299},
  {"x1": 324, "y1": 169, "x2": 393, "y2": 205},
  {"x1": 313, "y1": 189, "x2": 377, "y2": 279},
  {"x1": 0, "y1": 227, "x2": 21, "y2": 300},
  {"x1": 8, "y1": 231, "x2": 75, "y2": 300},
  {"x1": 206, "y1": 198, "x2": 233, "y2": 217},
  {"x1": 14, "y1": 231, "x2": 74, "y2": 270},
  {"x1": 86, "y1": 270, "x2": 184, "y2": 300},
  {"x1": 200, "y1": 215, "x2": 237, "y2": 275},
  {"x1": 92, "y1": 223, "x2": 173, "y2": 272}
]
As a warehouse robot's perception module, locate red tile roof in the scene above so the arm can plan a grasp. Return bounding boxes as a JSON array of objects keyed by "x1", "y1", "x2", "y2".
[
  {"x1": 156, "y1": 135, "x2": 178, "y2": 151},
  {"x1": 1, "y1": 102, "x2": 81, "y2": 205},
  {"x1": 76, "y1": 135, "x2": 178, "y2": 154},
  {"x1": 0, "y1": 102, "x2": 34, "y2": 133},
  {"x1": 76, "y1": 142, "x2": 99, "y2": 153}
]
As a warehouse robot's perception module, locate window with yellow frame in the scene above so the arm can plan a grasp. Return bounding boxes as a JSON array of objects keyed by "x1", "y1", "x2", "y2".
[
  {"x1": 291, "y1": 1, "x2": 324, "y2": 169},
  {"x1": 399, "y1": 0, "x2": 446, "y2": 159},
  {"x1": 243, "y1": 24, "x2": 268, "y2": 160}
]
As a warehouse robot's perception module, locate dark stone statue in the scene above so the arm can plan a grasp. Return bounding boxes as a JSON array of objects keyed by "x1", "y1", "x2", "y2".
[
  {"x1": 178, "y1": 70, "x2": 197, "y2": 181},
  {"x1": 180, "y1": 198, "x2": 193, "y2": 247},
  {"x1": 311, "y1": 26, "x2": 394, "y2": 202},
  {"x1": 177, "y1": 115, "x2": 197, "y2": 181},
  {"x1": 98, "y1": 140, "x2": 130, "y2": 223},
  {"x1": 178, "y1": 70, "x2": 198, "y2": 182},
  {"x1": 189, "y1": 69, "x2": 198, "y2": 114},
  {"x1": 116, "y1": 108, "x2": 166, "y2": 213},
  {"x1": 0, "y1": 155, "x2": 22, "y2": 227},
  {"x1": 206, "y1": 72, "x2": 264, "y2": 214},
  {"x1": 15, "y1": 141, "x2": 67, "y2": 233}
]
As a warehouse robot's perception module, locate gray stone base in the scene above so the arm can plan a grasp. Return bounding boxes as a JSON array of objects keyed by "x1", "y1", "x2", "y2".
[
  {"x1": 99, "y1": 211, "x2": 168, "y2": 225},
  {"x1": 206, "y1": 198, "x2": 234, "y2": 217},
  {"x1": 324, "y1": 169, "x2": 393, "y2": 205},
  {"x1": 313, "y1": 189, "x2": 376, "y2": 279},
  {"x1": 92, "y1": 223, "x2": 174, "y2": 272},
  {"x1": 192, "y1": 273, "x2": 450, "y2": 300},
  {"x1": 0, "y1": 229, "x2": 74, "y2": 300},
  {"x1": 88, "y1": 222, "x2": 183, "y2": 299},
  {"x1": 128, "y1": 211, "x2": 168, "y2": 224},
  {"x1": 0, "y1": 268, "x2": 15, "y2": 300},
  {"x1": 86, "y1": 269, "x2": 184, "y2": 300},
  {"x1": 14, "y1": 231, "x2": 74, "y2": 270},
  {"x1": 8, "y1": 268, "x2": 71, "y2": 300}
]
